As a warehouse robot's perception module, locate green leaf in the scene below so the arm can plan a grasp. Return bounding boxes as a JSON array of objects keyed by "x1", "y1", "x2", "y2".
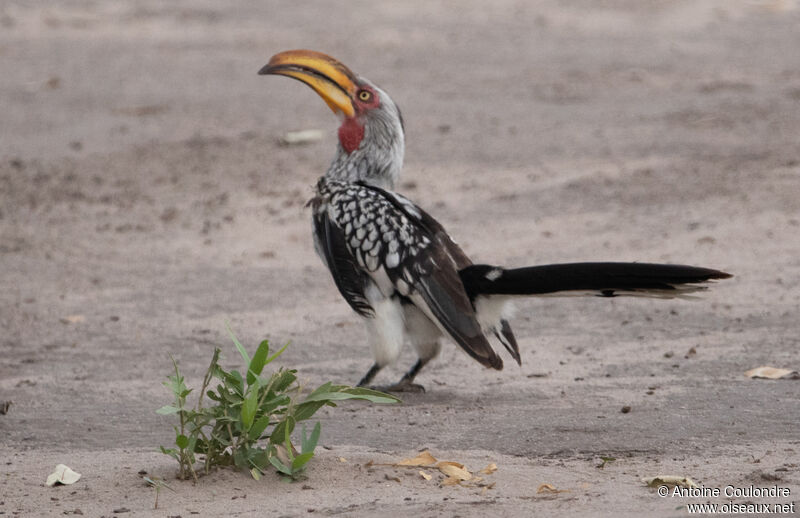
[
  {"x1": 212, "y1": 431, "x2": 232, "y2": 447},
  {"x1": 159, "y1": 446, "x2": 179, "y2": 461},
  {"x1": 210, "y1": 363, "x2": 227, "y2": 381},
  {"x1": 176, "y1": 434, "x2": 189, "y2": 449},
  {"x1": 233, "y1": 448, "x2": 249, "y2": 469},
  {"x1": 216, "y1": 383, "x2": 240, "y2": 403},
  {"x1": 250, "y1": 467, "x2": 262, "y2": 480},
  {"x1": 225, "y1": 371, "x2": 245, "y2": 397},
  {"x1": 272, "y1": 369, "x2": 298, "y2": 393},
  {"x1": 247, "y1": 340, "x2": 270, "y2": 386},
  {"x1": 341, "y1": 387, "x2": 402, "y2": 402},
  {"x1": 226, "y1": 322, "x2": 250, "y2": 366},
  {"x1": 156, "y1": 405, "x2": 181, "y2": 415},
  {"x1": 268, "y1": 455, "x2": 293, "y2": 476},
  {"x1": 302, "y1": 387, "x2": 400, "y2": 404},
  {"x1": 291, "y1": 451, "x2": 314, "y2": 471},
  {"x1": 265, "y1": 341, "x2": 290, "y2": 365},
  {"x1": 270, "y1": 416, "x2": 295, "y2": 445},
  {"x1": 241, "y1": 388, "x2": 258, "y2": 431},
  {"x1": 306, "y1": 381, "x2": 333, "y2": 399},
  {"x1": 283, "y1": 416, "x2": 295, "y2": 462},
  {"x1": 261, "y1": 394, "x2": 291, "y2": 416},
  {"x1": 249, "y1": 449, "x2": 270, "y2": 470},
  {"x1": 166, "y1": 371, "x2": 185, "y2": 389},
  {"x1": 301, "y1": 422, "x2": 321, "y2": 454},
  {"x1": 165, "y1": 377, "x2": 185, "y2": 396},
  {"x1": 293, "y1": 400, "x2": 327, "y2": 422},
  {"x1": 186, "y1": 434, "x2": 198, "y2": 455},
  {"x1": 249, "y1": 415, "x2": 272, "y2": 441}
]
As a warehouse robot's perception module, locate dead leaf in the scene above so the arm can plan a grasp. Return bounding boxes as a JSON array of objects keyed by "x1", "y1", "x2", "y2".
[
  {"x1": 479, "y1": 481, "x2": 497, "y2": 495},
  {"x1": 338, "y1": 457, "x2": 347, "y2": 463},
  {"x1": 396, "y1": 450, "x2": 437, "y2": 466},
  {"x1": 479, "y1": 462, "x2": 497, "y2": 475},
  {"x1": 441, "y1": 477, "x2": 461, "y2": 486},
  {"x1": 437, "y1": 462, "x2": 472, "y2": 481},
  {"x1": 642, "y1": 475, "x2": 698, "y2": 488},
  {"x1": 436, "y1": 460, "x2": 464, "y2": 469},
  {"x1": 745, "y1": 366, "x2": 800, "y2": 380},
  {"x1": 274, "y1": 444, "x2": 291, "y2": 466},
  {"x1": 537, "y1": 483, "x2": 568, "y2": 494},
  {"x1": 419, "y1": 470, "x2": 432, "y2": 481},
  {"x1": 60, "y1": 315, "x2": 85, "y2": 324},
  {"x1": 46, "y1": 464, "x2": 81, "y2": 486},
  {"x1": 537, "y1": 483, "x2": 556, "y2": 493}
]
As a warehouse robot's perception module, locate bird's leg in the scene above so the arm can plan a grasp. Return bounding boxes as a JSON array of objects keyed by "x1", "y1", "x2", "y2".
[
  {"x1": 373, "y1": 358, "x2": 429, "y2": 393},
  {"x1": 356, "y1": 363, "x2": 382, "y2": 387}
]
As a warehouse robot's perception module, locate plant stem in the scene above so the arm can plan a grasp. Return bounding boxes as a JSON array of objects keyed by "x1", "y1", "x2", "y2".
[
  {"x1": 197, "y1": 348, "x2": 220, "y2": 412},
  {"x1": 224, "y1": 408, "x2": 237, "y2": 452}
]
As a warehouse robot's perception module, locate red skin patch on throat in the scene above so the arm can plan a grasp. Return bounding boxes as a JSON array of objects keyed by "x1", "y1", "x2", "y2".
[{"x1": 338, "y1": 117, "x2": 365, "y2": 154}]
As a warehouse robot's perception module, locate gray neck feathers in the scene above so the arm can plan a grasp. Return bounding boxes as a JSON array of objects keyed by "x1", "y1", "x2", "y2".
[{"x1": 324, "y1": 84, "x2": 404, "y2": 191}]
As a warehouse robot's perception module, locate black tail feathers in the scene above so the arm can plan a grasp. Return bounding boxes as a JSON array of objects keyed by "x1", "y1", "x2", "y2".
[{"x1": 460, "y1": 262, "x2": 732, "y2": 300}]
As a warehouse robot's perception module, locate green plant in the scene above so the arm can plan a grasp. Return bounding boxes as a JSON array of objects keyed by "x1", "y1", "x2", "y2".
[
  {"x1": 143, "y1": 476, "x2": 174, "y2": 509},
  {"x1": 158, "y1": 325, "x2": 399, "y2": 481}
]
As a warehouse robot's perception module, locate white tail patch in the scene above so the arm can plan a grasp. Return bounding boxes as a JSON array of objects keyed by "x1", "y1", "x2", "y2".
[
  {"x1": 474, "y1": 295, "x2": 516, "y2": 333},
  {"x1": 364, "y1": 283, "x2": 406, "y2": 366},
  {"x1": 403, "y1": 304, "x2": 443, "y2": 361},
  {"x1": 485, "y1": 268, "x2": 503, "y2": 281}
]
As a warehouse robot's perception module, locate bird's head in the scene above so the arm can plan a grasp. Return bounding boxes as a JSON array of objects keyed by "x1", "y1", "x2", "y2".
[{"x1": 260, "y1": 50, "x2": 404, "y2": 189}]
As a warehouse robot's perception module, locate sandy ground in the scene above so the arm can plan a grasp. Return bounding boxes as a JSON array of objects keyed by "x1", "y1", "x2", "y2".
[{"x1": 2, "y1": 0, "x2": 800, "y2": 516}]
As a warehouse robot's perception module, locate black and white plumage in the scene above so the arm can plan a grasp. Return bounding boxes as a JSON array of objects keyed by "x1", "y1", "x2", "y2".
[
  {"x1": 310, "y1": 178, "x2": 507, "y2": 380},
  {"x1": 260, "y1": 50, "x2": 732, "y2": 391}
]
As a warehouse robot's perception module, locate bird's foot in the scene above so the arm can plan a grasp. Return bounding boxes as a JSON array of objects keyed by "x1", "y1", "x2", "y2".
[{"x1": 371, "y1": 380, "x2": 426, "y2": 393}]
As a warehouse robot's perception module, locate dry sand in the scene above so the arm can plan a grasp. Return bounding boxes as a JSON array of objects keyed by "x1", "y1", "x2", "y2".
[{"x1": 1, "y1": 1, "x2": 799, "y2": 516}]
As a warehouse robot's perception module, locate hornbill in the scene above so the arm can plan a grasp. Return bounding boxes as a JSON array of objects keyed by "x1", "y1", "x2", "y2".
[{"x1": 259, "y1": 50, "x2": 732, "y2": 392}]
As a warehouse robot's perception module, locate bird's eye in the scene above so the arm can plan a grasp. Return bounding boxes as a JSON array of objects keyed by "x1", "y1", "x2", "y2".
[{"x1": 358, "y1": 90, "x2": 372, "y2": 102}]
